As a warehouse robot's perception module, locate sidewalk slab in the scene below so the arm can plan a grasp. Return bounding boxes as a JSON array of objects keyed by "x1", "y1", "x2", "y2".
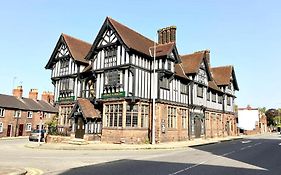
[{"x1": 0, "y1": 166, "x2": 27, "y2": 175}]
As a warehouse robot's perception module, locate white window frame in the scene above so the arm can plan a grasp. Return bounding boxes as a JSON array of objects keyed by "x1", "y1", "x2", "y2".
[
  {"x1": 0, "y1": 108, "x2": 4, "y2": 117},
  {"x1": 27, "y1": 111, "x2": 33, "y2": 118},
  {"x1": 0, "y1": 122, "x2": 3, "y2": 132},
  {"x1": 25, "y1": 123, "x2": 32, "y2": 131},
  {"x1": 14, "y1": 110, "x2": 21, "y2": 118}
]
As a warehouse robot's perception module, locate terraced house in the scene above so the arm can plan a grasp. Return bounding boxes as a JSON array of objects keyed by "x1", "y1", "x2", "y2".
[{"x1": 45, "y1": 17, "x2": 239, "y2": 143}]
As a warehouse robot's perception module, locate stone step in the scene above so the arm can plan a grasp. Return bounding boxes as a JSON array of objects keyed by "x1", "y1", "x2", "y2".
[{"x1": 63, "y1": 138, "x2": 89, "y2": 145}]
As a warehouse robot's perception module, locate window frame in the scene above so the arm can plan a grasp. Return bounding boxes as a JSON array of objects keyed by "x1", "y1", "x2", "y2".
[
  {"x1": 126, "y1": 104, "x2": 138, "y2": 128},
  {"x1": 212, "y1": 92, "x2": 217, "y2": 103},
  {"x1": 25, "y1": 123, "x2": 32, "y2": 131},
  {"x1": 105, "y1": 104, "x2": 123, "y2": 128},
  {"x1": 14, "y1": 110, "x2": 21, "y2": 118},
  {"x1": 27, "y1": 111, "x2": 33, "y2": 118},
  {"x1": 0, "y1": 108, "x2": 4, "y2": 117},
  {"x1": 0, "y1": 122, "x2": 3, "y2": 132},
  {"x1": 168, "y1": 106, "x2": 177, "y2": 129},
  {"x1": 197, "y1": 85, "x2": 204, "y2": 98},
  {"x1": 141, "y1": 105, "x2": 149, "y2": 128}
]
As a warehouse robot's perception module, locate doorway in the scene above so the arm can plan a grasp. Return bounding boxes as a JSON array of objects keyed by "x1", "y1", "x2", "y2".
[
  {"x1": 7, "y1": 124, "x2": 12, "y2": 137},
  {"x1": 194, "y1": 117, "x2": 202, "y2": 138},
  {"x1": 75, "y1": 117, "x2": 85, "y2": 139},
  {"x1": 18, "y1": 124, "x2": 24, "y2": 136}
]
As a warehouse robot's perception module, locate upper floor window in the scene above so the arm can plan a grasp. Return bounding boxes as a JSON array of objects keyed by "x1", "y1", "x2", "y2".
[
  {"x1": 104, "y1": 70, "x2": 121, "y2": 86},
  {"x1": 104, "y1": 47, "x2": 117, "y2": 68},
  {"x1": 27, "y1": 111, "x2": 33, "y2": 118},
  {"x1": 0, "y1": 108, "x2": 4, "y2": 117},
  {"x1": 197, "y1": 85, "x2": 203, "y2": 98},
  {"x1": 60, "y1": 59, "x2": 69, "y2": 75},
  {"x1": 160, "y1": 77, "x2": 169, "y2": 89},
  {"x1": 14, "y1": 110, "x2": 21, "y2": 118},
  {"x1": 168, "y1": 107, "x2": 177, "y2": 128},
  {"x1": 167, "y1": 61, "x2": 172, "y2": 71},
  {"x1": 60, "y1": 78, "x2": 74, "y2": 91},
  {"x1": 227, "y1": 96, "x2": 231, "y2": 106},
  {"x1": 207, "y1": 90, "x2": 210, "y2": 101},
  {"x1": 212, "y1": 92, "x2": 216, "y2": 102},
  {"x1": 180, "y1": 83, "x2": 188, "y2": 94},
  {"x1": 218, "y1": 95, "x2": 223, "y2": 104},
  {"x1": 198, "y1": 68, "x2": 207, "y2": 84}
]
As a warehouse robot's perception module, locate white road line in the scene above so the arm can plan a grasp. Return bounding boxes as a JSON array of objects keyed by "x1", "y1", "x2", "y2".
[
  {"x1": 168, "y1": 151, "x2": 236, "y2": 175},
  {"x1": 242, "y1": 140, "x2": 252, "y2": 144},
  {"x1": 279, "y1": 143, "x2": 281, "y2": 146},
  {"x1": 254, "y1": 143, "x2": 261, "y2": 146}
]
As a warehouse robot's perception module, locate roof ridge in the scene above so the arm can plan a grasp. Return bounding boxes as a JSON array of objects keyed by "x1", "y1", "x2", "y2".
[
  {"x1": 62, "y1": 33, "x2": 92, "y2": 46},
  {"x1": 108, "y1": 17, "x2": 155, "y2": 45}
]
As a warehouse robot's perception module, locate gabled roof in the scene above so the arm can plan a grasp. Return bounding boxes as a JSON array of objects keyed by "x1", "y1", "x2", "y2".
[
  {"x1": 45, "y1": 34, "x2": 91, "y2": 69},
  {"x1": 174, "y1": 64, "x2": 190, "y2": 80},
  {"x1": 0, "y1": 94, "x2": 58, "y2": 113},
  {"x1": 70, "y1": 98, "x2": 101, "y2": 119},
  {"x1": 211, "y1": 66, "x2": 239, "y2": 90},
  {"x1": 108, "y1": 17, "x2": 154, "y2": 57},
  {"x1": 180, "y1": 52, "x2": 205, "y2": 74}
]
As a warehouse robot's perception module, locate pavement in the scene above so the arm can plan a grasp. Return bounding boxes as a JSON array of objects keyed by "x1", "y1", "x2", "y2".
[
  {"x1": 24, "y1": 135, "x2": 245, "y2": 150},
  {"x1": 1, "y1": 135, "x2": 247, "y2": 175}
]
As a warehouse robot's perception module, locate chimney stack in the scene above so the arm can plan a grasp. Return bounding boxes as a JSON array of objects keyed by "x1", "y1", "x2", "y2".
[
  {"x1": 13, "y1": 86, "x2": 23, "y2": 98},
  {"x1": 157, "y1": 26, "x2": 177, "y2": 44},
  {"x1": 41, "y1": 91, "x2": 54, "y2": 104},
  {"x1": 29, "y1": 89, "x2": 38, "y2": 100},
  {"x1": 205, "y1": 49, "x2": 210, "y2": 66}
]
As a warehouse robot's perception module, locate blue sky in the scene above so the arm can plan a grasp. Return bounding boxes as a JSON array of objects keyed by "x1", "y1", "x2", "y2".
[{"x1": 0, "y1": 0, "x2": 280, "y2": 109}]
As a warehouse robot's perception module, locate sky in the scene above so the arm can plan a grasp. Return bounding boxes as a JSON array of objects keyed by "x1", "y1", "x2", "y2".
[{"x1": 0, "y1": 0, "x2": 280, "y2": 109}]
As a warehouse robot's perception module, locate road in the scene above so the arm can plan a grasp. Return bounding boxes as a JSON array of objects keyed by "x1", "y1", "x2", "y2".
[{"x1": 0, "y1": 133, "x2": 280, "y2": 175}]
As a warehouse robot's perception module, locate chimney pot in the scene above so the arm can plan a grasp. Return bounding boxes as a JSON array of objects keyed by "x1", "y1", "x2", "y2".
[
  {"x1": 157, "y1": 26, "x2": 177, "y2": 44},
  {"x1": 29, "y1": 88, "x2": 38, "y2": 100},
  {"x1": 13, "y1": 86, "x2": 23, "y2": 98}
]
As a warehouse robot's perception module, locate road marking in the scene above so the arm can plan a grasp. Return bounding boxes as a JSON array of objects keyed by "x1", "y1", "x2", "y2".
[
  {"x1": 168, "y1": 151, "x2": 236, "y2": 175},
  {"x1": 279, "y1": 143, "x2": 281, "y2": 146},
  {"x1": 242, "y1": 140, "x2": 252, "y2": 144},
  {"x1": 254, "y1": 143, "x2": 261, "y2": 146}
]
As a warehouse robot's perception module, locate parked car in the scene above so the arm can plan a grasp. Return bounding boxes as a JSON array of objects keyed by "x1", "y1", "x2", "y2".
[{"x1": 29, "y1": 129, "x2": 46, "y2": 142}]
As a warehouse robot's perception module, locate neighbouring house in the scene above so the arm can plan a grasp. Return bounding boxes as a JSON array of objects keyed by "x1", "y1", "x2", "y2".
[
  {"x1": 0, "y1": 86, "x2": 58, "y2": 138},
  {"x1": 238, "y1": 106, "x2": 267, "y2": 135},
  {"x1": 45, "y1": 17, "x2": 239, "y2": 143}
]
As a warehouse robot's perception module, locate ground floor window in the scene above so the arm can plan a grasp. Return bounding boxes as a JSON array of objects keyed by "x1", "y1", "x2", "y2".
[
  {"x1": 25, "y1": 123, "x2": 32, "y2": 131},
  {"x1": 168, "y1": 106, "x2": 177, "y2": 128},
  {"x1": 0, "y1": 122, "x2": 3, "y2": 132},
  {"x1": 126, "y1": 104, "x2": 138, "y2": 127},
  {"x1": 60, "y1": 106, "x2": 72, "y2": 127},
  {"x1": 181, "y1": 109, "x2": 187, "y2": 129},
  {"x1": 105, "y1": 104, "x2": 123, "y2": 127},
  {"x1": 141, "y1": 105, "x2": 149, "y2": 128},
  {"x1": 87, "y1": 122, "x2": 102, "y2": 134}
]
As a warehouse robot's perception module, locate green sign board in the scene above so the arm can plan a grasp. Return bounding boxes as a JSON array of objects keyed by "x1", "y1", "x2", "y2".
[
  {"x1": 58, "y1": 96, "x2": 75, "y2": 102},
  {"x1": 101, "y1": 91, "x2": 125, "y2": 99}
]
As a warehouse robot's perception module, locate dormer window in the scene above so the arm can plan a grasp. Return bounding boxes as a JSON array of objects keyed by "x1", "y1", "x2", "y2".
[{"x1": 104, "y1": 47, "x2": 117, "y2": 68}]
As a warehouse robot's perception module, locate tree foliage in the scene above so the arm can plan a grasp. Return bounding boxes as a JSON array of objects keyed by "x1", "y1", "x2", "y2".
[{"x1": 265, "y1": 109, "x2": 279, "y2": 126}]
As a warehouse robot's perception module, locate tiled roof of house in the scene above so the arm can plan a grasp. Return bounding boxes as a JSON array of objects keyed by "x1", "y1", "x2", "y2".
[
  {"x1": 77, "y1": 98, "x2": 101, "y2": 119},
  {"x1": 208, "y1": 81, "x2": 222, "y2": 92},
  {"x1": 180, "y1": 52, "x2": 205, "y2": 74},
  {"x1": 211, "y1": 66, "x2": 233, "y2": 86},
  {"x1": 108, "y1": 17, "x2": 155, "y2": 57},
  {"x1": 62, "y1": 33, "x2": 91, "y2": 64},
  {"x1": 148, "y1": 42, "x2": 175, "y2": 57},
  {"x1": 0, "y1": 94, "x2": 58, "y2": 113},
  {"x1": 174, "y1": 64, "x2": 189, "y2": 79}
]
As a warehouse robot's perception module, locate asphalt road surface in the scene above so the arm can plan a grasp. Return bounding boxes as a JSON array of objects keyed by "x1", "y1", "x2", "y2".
[{"x1": 0, "y1": 133, "x2": 280, "y2": 175}]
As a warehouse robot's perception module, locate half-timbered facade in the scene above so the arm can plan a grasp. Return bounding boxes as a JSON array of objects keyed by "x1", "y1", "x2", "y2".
[{"x1": 46, "y1": 17, "x2": 239, "y2": 143}]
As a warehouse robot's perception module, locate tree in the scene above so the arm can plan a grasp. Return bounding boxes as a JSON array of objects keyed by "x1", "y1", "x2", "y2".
[{"x1": 265, "y1": 109, "x2": 279, "y2": 126}]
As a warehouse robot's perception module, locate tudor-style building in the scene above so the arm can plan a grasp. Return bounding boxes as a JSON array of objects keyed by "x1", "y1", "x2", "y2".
[{"x1": 45, "y1": 17, "x2": 239, "y2": 143}]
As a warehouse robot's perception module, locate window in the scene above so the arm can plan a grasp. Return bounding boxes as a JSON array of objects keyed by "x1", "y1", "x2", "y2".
[
  {"x1": 198, "y1": 68, "x2": 206, "y2": 84},
  {"x1": 25, "y1": 123, "x2": 32, "y2": 131},
  {"x1": 212, "y1": 92, "x2": 216, "y2": 102},
  {"x1": 104, "y1": 47, "x2": 117, "y2": 68},
  {"x1": 0, "y1": 108, "x2": 4, "y2": 117},
  {"x1": 181, "y1": 109, "x2": 187, "y2": 129},
  {"x1": 60, "y1": 78, "x2": 74, "y2": 91},
  {"x1": 168, "y1": 107, "x2": 177, "y2": 128},
  {"x1": 180, "y1": 84, "x2": 188, "y2": 94},
  {"x1": 126, "y1": 104, "x2": 138, "y2": 127},
  {"x1": 167, "y1": 61, "x2": 172, "y2": 70},
  {"x1": 104, "y1": 70, "x2": 121, "y2": 86},
  {"x1": 207, "y1": 90, "x2": 210, "y2": 101},
  {"x1": 60, "y1": 59, "x2": 69, "y2": 75},
  {"x1": 60, "y1": 106, "x2": 72, "y2": 126},
  {"x1": 218, "y1": 95, "x2": 223, "y2": 104},
  {"x1": 0, "y1": 122, "x2": 3, "y2": 132},
  {"x1": 227, "y1": 96, "x2": 231, "y2": 106},
  {"x1": 160, "y1": 77, "x2": 169, "y2": 89},
  {"x1": 197, "y1": 85, "x2": 203, "y2": 98},
  {"x1": 105, "y1": 104, "x2": 123, "y2": 127},
  {"x1": 141, "y1": 105, "x2": 149, "y2": 128},
  {"x1": 27, "y1": 111, "x2": 33, "y2": 118},
  {"x1": 14, "y1": 110, "x2": 21, "y2": 118}
]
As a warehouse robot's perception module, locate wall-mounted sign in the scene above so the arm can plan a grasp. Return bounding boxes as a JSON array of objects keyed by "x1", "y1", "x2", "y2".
[
  {"x1": 101, "y1": 91, "x2": 125, "y2": 99},
  {"x1": 58, "y1": 96, "x2": 75, "y2": 102}
]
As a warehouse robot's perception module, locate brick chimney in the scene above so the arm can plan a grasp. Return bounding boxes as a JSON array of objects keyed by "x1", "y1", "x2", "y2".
[
  {"x1": 13, "y1": 86, "x2": 23, "y2": 98},
  {"x1": 157, "y1": 26, "x2": 177, "y2": 44},
  {"x1": 29, "y1": 89, "x2": 38, "y2": 100},
  {"x1": 41, "y1": 91, "x2": 54, "y2": 104},
  {"x1": 205, "y1": 50, "x2": 210, "y2": 66}
]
